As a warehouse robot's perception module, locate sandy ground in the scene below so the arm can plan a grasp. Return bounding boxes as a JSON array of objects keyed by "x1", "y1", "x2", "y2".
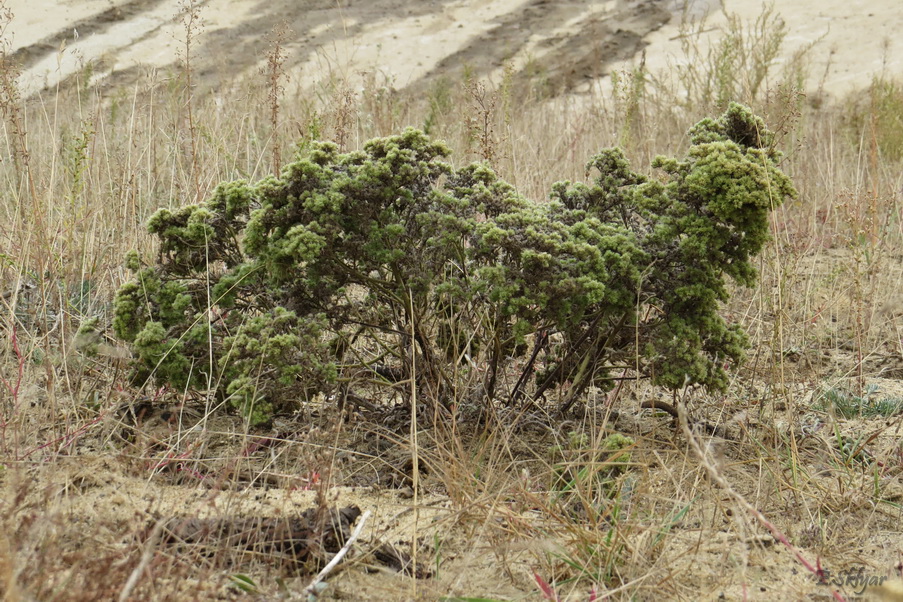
[
  {"x1": 8, "y1": 369, "x2": 903, "y2": 600},
  {"x1": 6, "y1": 0, "x2": 902, "y2": 100}
]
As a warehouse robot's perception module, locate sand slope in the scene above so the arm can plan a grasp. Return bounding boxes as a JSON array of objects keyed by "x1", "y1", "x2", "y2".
[{"x1": 10, "y1": 0, "x2": 897, "y2": 101}]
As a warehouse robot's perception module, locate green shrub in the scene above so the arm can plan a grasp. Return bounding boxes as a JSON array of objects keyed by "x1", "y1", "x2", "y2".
[{"x1": 114, "y1": 103, "x2": 795, "y2": 423}]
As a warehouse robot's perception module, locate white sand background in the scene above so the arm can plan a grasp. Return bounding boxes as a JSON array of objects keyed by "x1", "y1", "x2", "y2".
[
  {"x1": 7, "y1": 0, "x2": 260, "y2": 95},
  {"x1": 637, "y1": 0, "x2": 903, "y2": 97},
  {"x1": 6, "y1": 0, "x2": 903, "y2": 99}
]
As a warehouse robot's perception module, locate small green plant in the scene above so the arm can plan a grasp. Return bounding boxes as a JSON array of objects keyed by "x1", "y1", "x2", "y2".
[
  {"x1": 264, "y1": 21, "x2": 291, "y2": 175},
  {"x1": 610, "y1": 54, "x2": 648, "y2": 149},
  {"x1": 176, "y1": 0, "x2": 205, "y2": 200},
  {"x1": 228, "y1": 574, "x2": 259, "y2": 594},
  {"x1": 844, "y1": 76, "x2": 903, "y2": 163},
  {"x1": 671, "y1": 4, "x2": 789, "y2": 110},
  {"x1": 423, "y1": 76, "x2": 453, "y2": 135},
  {"x1": 547, "y1": 431, "x2": 636, "y2": 532},
  {"x1": 814, "y1": 384, "x2": 903, "y2": 418},
  {"x1": 114, "y1": 104, "x2": 795, "y2": 424},
  {"x1": 548, "y1": 432, "x2": 634, "y2": 494}
]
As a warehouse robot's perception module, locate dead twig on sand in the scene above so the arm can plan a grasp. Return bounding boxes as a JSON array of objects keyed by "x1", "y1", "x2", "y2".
[{"x1": 304, "y1": 509, "x2": 371, "y2": 599}]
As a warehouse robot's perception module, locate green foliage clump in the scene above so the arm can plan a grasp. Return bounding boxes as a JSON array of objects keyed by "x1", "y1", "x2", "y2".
[
  {"x1": 114, "y1": 103, "x2": 795, "y2": 423},
  {"x1": 74, "y1": 316, "x2": 102, "y2": 357},
  {"x1": 815, "y1": 384, "x2": 903, "y2": 419},
  {"x1": 549, "y1": 431, "x2": 635, "y2": 492}
]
